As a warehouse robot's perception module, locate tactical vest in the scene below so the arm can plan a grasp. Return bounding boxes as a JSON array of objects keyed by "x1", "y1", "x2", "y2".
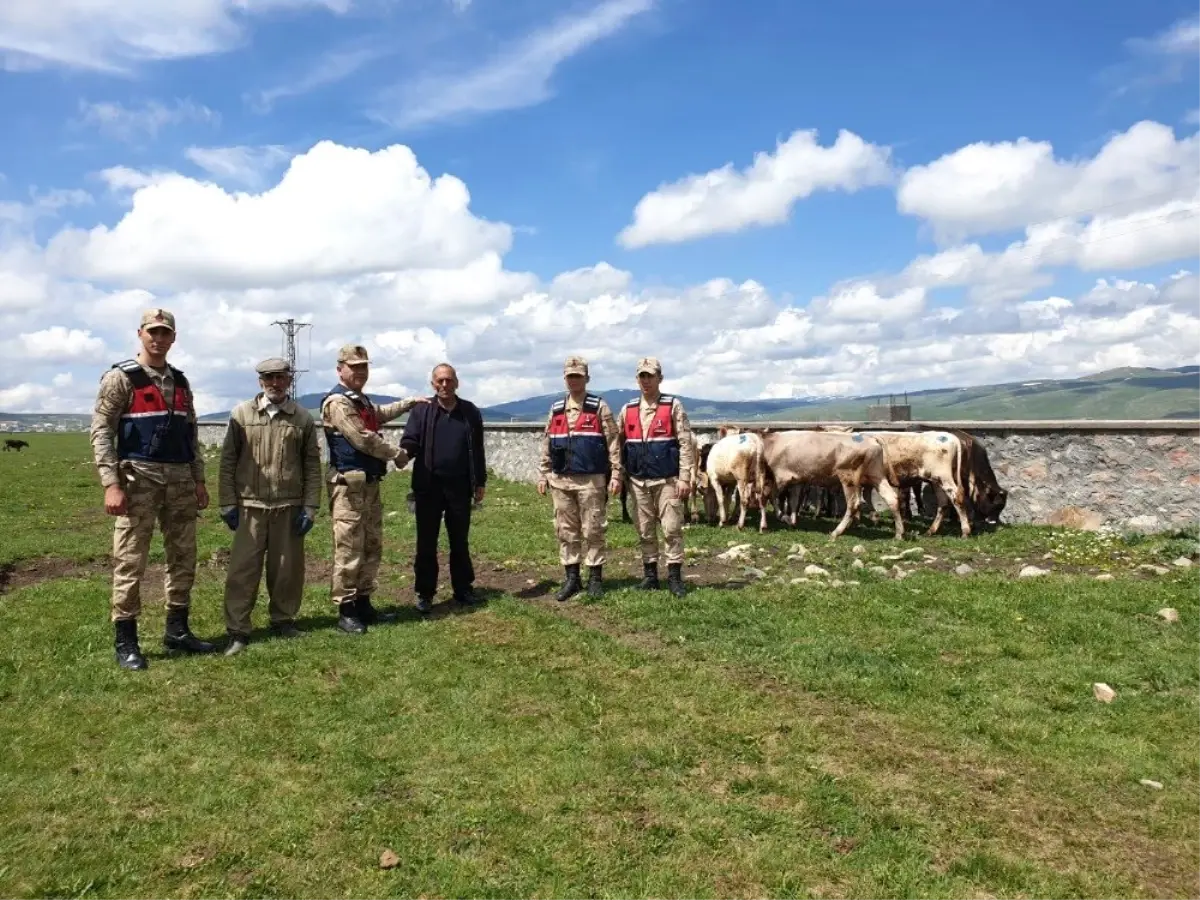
[
  {"x1": 112, "y1": 359, "x2": 196, "y2": 464},
  {"x1": 323, "y1": 384, "x2": 387, "y2": 481},
  {"x1": 622, "y1": 395, "x2": 680, "y2": 480},
  {"x1": 546, "y1": 393, "x2": 608, "y2": 475}
]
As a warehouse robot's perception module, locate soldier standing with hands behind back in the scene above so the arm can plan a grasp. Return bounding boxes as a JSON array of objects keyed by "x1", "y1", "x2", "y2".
[
  {"x1": 538, "y1": 356, "x2": 622, "y2": 601},
  {"x1": 90, "y1": 308, "x2": 218, "y2": 670},
  {"x1": 620, "y1": 357, "x2": 695, "y2": 598}
]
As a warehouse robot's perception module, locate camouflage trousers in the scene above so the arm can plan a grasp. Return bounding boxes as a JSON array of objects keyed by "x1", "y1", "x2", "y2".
[
  {"x1": 329, "y1": 479, "x2": 383, "y2": 604},
  {"x1": 110, "y1": 468, "x2": 197, "y2": 621},
  {"x1": 223, "y1": 506, "x2": 306, "y2": 637},
  {"x1": 629, "y1": 477, "x2": 685, "y2": 565},
  {"x1": 549, "y1": 473, "x2": 608, "y2": 566}
]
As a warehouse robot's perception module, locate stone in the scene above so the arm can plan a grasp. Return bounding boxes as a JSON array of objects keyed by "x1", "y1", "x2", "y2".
[
  {"x1": 851, "y1": 544, "x2": 865, "y2": 555},
  {"x1": 1021, "y1": 460, "x2": 1049, "y2": 480},
  {"x1": 788, "y1": 543, "x2": 807, "y2": 557},
  {"x1": 1019, "y1": 565, "x2": 1050, "y2": 578},
  {"x1": 881, "y1": 547, "x2": 923, "y2": 562},
  {"x1": 1095, "y1": 573, "x2": 1115, "y2": 581},
  {"x1": 1172, "y1": 557, "x2": 1193, "y2": 568},
  {"x1": 1157, "y1": 607, "x2": 1179, "y2": 623},
  {"x1": 1138, "y1": 564, "x2": 1170, "y2": 576},
  {"x1": 789, "y1": 577, "x2": 812, "y2": 585},
  {"x1": 1045, "y1": 506, "x2": 1104, "y2": 531},
  {"x1": 869, "y1": 566, "x2": 889, "y2": 576},
  {"x1": 1139, "y1": 779, "x2": 1164, "y2": 790},
  {"x1": 803, "y1": 564, "x2": 830, "y2": 577},
  {"x1": 743, "y1": 567, "x2": 768, "y2": 579},
  {"x1": 717, "y1": 544, "x2": 753, "y2": 561},
  {"x1": 923, "y1": 555, "x2": 938, "y2": 563},
  {"x1": 851, "y1": 559, "x2": 865, "y2": 569},
  {"x1": 1126, "y1": 515, "x2": 1161, "y2": 534},
  {"x1": 1092, "y1": 683, "x2": 1116, "y2": 703},
  {"x1": 380, "y1": 850, "x2": 400, "y2": 869},
  {"x1": 954, "y1": 564, "x2": 974, "y2": 576}
]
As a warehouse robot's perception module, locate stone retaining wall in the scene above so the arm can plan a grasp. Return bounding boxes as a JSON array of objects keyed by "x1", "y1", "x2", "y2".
[{"x1": 196, "y1": 420, "x2": 1200, "y2": 532}]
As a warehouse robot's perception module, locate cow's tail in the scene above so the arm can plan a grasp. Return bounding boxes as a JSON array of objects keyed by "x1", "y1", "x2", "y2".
[{"x1": 753, "y1": 437, "x2": 769, "y2": 508}]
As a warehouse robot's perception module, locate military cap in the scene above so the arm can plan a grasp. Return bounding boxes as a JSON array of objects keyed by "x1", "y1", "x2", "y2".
[
  {"x1": 139, "y1": 308, "x2": 176, "y2": 332},
  {"x1": 255, "y1": 357, "x2": 291, "y2": 376},
  {"x1": 563, "y1": 355, "x2": 589, "y2": 376},
  {"x1": 636, "y1": 356, "x2": 662, "y2": 375},
  {"x1": 337, "y1": 344, "x2": 370, "y2": 365}
]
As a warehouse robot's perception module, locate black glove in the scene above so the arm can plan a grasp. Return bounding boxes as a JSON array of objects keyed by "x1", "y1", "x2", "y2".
[
  {"x1": 293, "y1": 508, "x2": 315, "y2": 537},
  {"x1": 220, "y1": 507, "x2": 239, "y2": 531}
]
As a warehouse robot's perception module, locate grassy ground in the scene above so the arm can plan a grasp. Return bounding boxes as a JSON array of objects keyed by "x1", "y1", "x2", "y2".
[{"x1": 1, "y1": 435, "x2": 1197, "y2": 899}]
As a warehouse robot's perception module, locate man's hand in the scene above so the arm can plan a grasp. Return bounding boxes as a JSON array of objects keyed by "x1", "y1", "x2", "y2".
[
  {"x1": 675, "y1": 480, "x2": 693, "y2": 500},
  {"x1": 537, "y1": 477, "x2": 548, "y2": 496},
  {"x1": 220, "y1": 507, "x2": 240, "y2": 531},
  {"x1": 196, "y1": 482, "x2": 210, "y2": 510},
  {"x1": 393, "y1": 448, "x2": 410, "y2": 469},
  {"x1": 608, "y1": 476, "x2": 622, "y2": 497},
  {"x1": 104, "y1": 484, "x2": 128, "y2": 516},
  {"x1": 293, "y1": 507, "x2": 315, "y2": 537},
  {"x1": 474, "y1": 486, "x2": 485, "y2": 504},
  {"x1": 408, "y1": 396, "x2": 430, "y2": 405}
]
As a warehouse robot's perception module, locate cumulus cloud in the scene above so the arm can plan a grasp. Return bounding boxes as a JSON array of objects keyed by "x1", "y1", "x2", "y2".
[
  {"x1": 183, "y1": 145, "x2": 292, "y2": 188},
  {"x1": 618, "y1": 129, "x2": 894, "y2": 248},
  {"x1": 49, "y1": 141, "x2": 513, "y2": 291},
  {"x1": 0, "y1": 0, "x2": 350, "y2": 73},
  {"x1": 2, "y1": 126, "x2": 1198, "y2": 415},
  {"x1": 897, "y1": 120, "x2": 1200, "y2": 240}
]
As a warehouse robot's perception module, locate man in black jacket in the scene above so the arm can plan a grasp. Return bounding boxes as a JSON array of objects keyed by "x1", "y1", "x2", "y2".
[{"x1": 400, "y1": 363, "x2": 487, "y2": 612}]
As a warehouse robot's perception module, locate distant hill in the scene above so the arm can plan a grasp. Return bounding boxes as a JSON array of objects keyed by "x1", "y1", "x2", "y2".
[{"x1": 4, "y1": 365, "x2": 1197, "y2": 430}]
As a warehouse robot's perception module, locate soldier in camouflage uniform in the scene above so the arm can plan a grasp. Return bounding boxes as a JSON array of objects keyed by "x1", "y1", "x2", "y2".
[
  {"x1": 90, "y1": 308, "x2": 218, "y2": 670},
  {"x1": 619, "y1": 357, "x2": 696, "y2": 598},
  {"x1": 321, "y1": 344, "x2": 428, "y2": 635},
  {"x1": 537, "y1": 356, "x2": 623, "y2": 601},
  {"x1": 218, "y1": 357, "x2": 323, "y2": 655}
]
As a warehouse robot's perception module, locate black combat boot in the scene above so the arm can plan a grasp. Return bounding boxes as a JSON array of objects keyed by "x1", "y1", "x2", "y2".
[
  {"x1": 355, "y1": 593, "x2": 397, "y2": 625},
  {"x1": 114, "y1": 618, "x2": 147, "y2": 670},
  {"x1": 163, "y1": 608, "x2": 218, "y2": 654},
  {"x1": 586, "y1": 565, "x2": 604, "y2": 599},
  {"x1": 639, "y1": 561, "x2": 659, "y2": 590},
  {"x1": 337, "y1": 600, "x2": 367, "y2": 634},
  {"x1": 555, "y1": 564, "x2": 582, "y2": 602},
  {"x1": 667, "y1": 563, "x2": 687, "y2": 598}
]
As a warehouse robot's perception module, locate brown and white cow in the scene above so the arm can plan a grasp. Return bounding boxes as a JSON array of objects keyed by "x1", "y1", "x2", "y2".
[
  {"x1": 704, "y1": 429, "x2": 770, "y2": 531},
  {"x1": 859, "y1": 430, "x2": 972, "y2": 536},
  {"x1": 760, "y1": 430, "x2": 904, "y2": 539}
]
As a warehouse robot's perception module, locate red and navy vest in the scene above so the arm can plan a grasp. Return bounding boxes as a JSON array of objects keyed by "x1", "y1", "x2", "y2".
[
  {"x1": 113, "y1": 359, "x2": 196, "y2": 464},
  {"x1": 622, "y1": 395, "x2": 680, "y2": 479},
  {"x1": 322, "y1": 384, "x2": 387, "y2": 480},
  {"x1": 546, "y1": 393, "x2": 608, "y2": 475}
]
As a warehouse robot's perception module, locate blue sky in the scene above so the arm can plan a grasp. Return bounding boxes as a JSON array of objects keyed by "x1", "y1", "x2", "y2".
[{"x1": 0, "y1": 0, "x2": 1197, "y2": 412}]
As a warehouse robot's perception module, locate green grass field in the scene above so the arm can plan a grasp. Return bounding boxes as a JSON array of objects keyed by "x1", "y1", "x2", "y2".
[{"x1": 1, "y1": 435, "x2": 1197, "y2": 899}]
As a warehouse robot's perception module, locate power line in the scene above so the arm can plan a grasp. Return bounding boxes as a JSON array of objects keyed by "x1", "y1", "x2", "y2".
[{"x1": 272, "y1": 318, "x2": 312, "y2": 400}]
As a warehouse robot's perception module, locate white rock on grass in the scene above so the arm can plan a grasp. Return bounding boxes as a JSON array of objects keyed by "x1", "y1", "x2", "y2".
[
  {"x1": 1139, "y1": 779, "x2": 1164, "y2": 790},
  {"x1": 717, "y1": 544, "x2": 753, "y2": 561},
  {"x1": 1138, "y1": 564, "x2": 1170, "y2": 576},
  {"x1": 1171, "y1": 557, "x2": 1193, "y2": 568},
  {"x1": 954, "y1": 564, "x2": 974, "y2": 576},
  {"x1": 869, "y1": 566, "x2": 889, "y2": 577},
  {"x1": 851, "y1": 544, "x2": 865, "y2": 555},
  {"x1": 1019, "y1": 565, "x2": 1050, "y2": 578},
  {"x1": 1095, "y1": 573, "x2": 1115, "y2": 582},
  {"x1": 1157, "y1": 607, "x2": 1179, "y2": 624},
  {"x1": 851, "y1": 559, "x2": 865, "y2": 570},
  {"x1": 803, "y1": 564, "x2": 830, "y2": 577},
  {"x1": 788, "y1": 544, "x2": 808, "y2": 558},
  {"x1": 1092, "y1": 683, "x2": 1116, "y2": 704},
  {"x1": 881, "y1": 547, "x2": 924, "y2": 562}
]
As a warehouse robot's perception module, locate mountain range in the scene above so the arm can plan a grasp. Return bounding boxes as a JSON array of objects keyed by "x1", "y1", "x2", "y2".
[{"x1": 3, "y1": 366, "x2": 1196, "y2": 430}]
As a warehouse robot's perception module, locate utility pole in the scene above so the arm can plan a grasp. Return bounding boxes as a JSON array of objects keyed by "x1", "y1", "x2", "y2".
[{"x1": 272, "y1": 318, "x2": 311, "y2": 400}]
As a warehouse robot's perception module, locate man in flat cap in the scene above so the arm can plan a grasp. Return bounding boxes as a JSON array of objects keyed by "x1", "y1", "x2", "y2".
[
  {"x1": 537, "y1": 356, "x2": 622, "y2": 600},
  {"x1": 619, "y1": 357, "x2": 695, "y2": 597},
  {"x1": 321, "y1": 344, "x2": 428, "y2": 634},
  {"x1": 217, "y1": 357, "x2": 322, "y2": 655},
  {"x1": 90, "y1": 307, "x2": 218, "y2": 670}
]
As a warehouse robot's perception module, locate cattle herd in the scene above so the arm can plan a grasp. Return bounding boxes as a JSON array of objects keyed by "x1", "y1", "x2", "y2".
[{"x1": 625, "y1": 425, "x2": 1008, "y2": 540}]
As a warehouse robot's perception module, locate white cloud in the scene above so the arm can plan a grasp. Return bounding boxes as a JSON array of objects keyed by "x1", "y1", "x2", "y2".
[
  {"x1": 897, "y1": 120, "x2": 1200, "y2": 240},
  {"x1": 78, "y1": 99, "x2": 218, "y2": 142},
  {"x1": 48, "y1": 140, "x2": 513, "y2": 291},
  {"x1": 373, "y1": 0, "x2": 654, "y2": 129},
  {"x1": 0, "y1": 0, "x2": 350, "y2": 73},
  {"x1": 617, "y1": 129, "x2": 894, "y2": 248},
  {"x1": 184, "y1": 145, "x2": 291, "y2": 188},
  {"x1": 1128, "y1": 14, "x2": 1200, "y2": 58},
  {"x1": 817, "y1": 283, "x2": 925, "y2": 323},
  {"x1": 247, "y1": 44, "x2": 383, "y2": 112},
  {"x1": 11, "y1": 327, "x2": 107, "y2": 364}
]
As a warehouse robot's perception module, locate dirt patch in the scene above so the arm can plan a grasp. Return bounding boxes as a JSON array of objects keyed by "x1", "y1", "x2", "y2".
[{"x1": 0, "y1": 557, "x2": 111, "y2": 595}]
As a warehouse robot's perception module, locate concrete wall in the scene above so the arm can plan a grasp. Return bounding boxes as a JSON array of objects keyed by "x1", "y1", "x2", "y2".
[{"x1": 197, "y1": 419, "x2": 1200, "y2": 532}]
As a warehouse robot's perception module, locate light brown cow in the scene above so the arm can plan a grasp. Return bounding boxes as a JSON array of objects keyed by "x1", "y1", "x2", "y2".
[
  {"x1": 860, "y1": 430, "x2": 972, "y2": 536},
  {"x1": 759, "y1": 430, "x2": 904, "y2": 539}
]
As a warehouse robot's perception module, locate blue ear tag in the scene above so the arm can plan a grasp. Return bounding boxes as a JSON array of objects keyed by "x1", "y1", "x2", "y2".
[
  {"x1": 852, "y1": 433, "x2": 864, "y2": 443},
  {"x1": 938, "y1": 435, "x2": 948, "y2": 443}
]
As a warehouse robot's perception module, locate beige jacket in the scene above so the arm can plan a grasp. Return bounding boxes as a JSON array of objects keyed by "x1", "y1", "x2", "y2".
[{"x1": 218, "y1": 395, "x2": 322, "y2": 512}]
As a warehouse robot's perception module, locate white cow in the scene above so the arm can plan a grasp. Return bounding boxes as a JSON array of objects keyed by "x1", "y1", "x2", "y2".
[{"x1": 704, "y1": 429, "x2": 769, "y2": 532}]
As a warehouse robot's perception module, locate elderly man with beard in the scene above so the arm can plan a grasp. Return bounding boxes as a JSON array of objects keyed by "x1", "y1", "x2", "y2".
[{"x1": 218, "y1": 358, "x2": 323, "y2": 655}]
